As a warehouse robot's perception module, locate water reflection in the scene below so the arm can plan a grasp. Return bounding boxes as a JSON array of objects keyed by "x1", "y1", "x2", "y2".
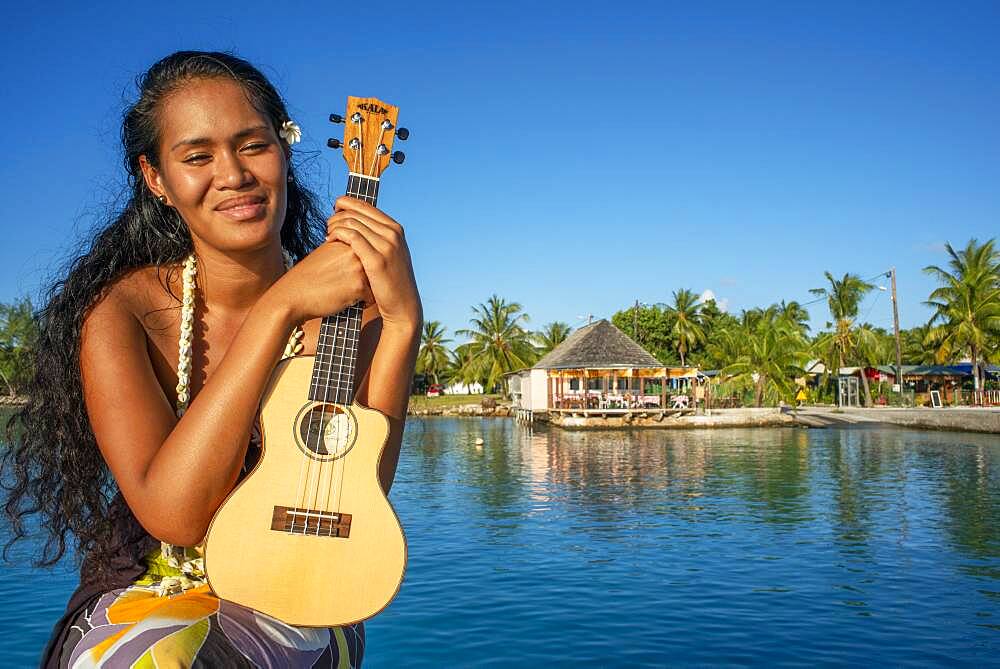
[
  {"x1": 406, "y1": 420, "x2": 1000, "y2": 571},
  {"x1": 5, "y1": 419, "x2": 1000, "y2": 666},
  {"x1": 389, "y1": 420, "x2": 1000, "y2": 665}
]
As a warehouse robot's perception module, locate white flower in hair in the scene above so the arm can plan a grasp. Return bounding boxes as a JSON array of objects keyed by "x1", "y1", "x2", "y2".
[{"x1": 279, "y1": 120, "x2": 302, "y2": 145}]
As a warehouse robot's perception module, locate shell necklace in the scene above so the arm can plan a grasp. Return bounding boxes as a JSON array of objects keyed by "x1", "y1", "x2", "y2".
[
  {"x1": 174, "y1": 251, "x2": 304, "y2": 416},
  {"x1": 154, "y1": 251, "x2": 304, "y2": 597}
]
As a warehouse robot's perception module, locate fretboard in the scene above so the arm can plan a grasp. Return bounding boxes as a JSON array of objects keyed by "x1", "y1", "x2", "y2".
[{"x1": 307, "y1": 173, "x2": 381, "y2": 404}]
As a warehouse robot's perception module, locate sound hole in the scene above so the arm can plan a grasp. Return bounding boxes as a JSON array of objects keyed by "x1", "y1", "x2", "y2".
[{"x1": 297, "y1": 404, "x2": 355, "y2": 460}]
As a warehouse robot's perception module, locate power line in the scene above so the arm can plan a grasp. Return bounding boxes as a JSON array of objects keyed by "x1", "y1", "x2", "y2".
[
  {"x1": 859, "y1": 288, "x2": 886, "y2": 323},
  {"x1": 797, "y1": 269, "x2": 893, "y2": 309}
]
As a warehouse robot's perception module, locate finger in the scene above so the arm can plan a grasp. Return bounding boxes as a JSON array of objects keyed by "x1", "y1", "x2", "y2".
[
  {"x1": 334, "y1": 196, "x2": 401, "y2": 231},
  {"x1": 326, "y1": 210, "x2": 402, "y2": 245},
  {"x1": 327, "y1": 226, "x2": 389, "y2": 276},
  {"x1": 328, "y1": 216, "x2": 395, "y2": 255}
]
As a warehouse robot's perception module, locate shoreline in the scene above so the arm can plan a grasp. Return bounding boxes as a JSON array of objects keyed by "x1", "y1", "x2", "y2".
[
  {"x1": 407, "y1": 402, "x2": 1000, "y2": 434},
  {"x1": 792, "y1": 406, "x2": 1000, "y2": 434},
  {"x1": 5, "y1": 397, "x2": 995, "y2": 434}
]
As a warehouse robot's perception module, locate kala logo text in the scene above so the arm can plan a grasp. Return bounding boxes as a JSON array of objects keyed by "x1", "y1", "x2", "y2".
[{"x1": 357, "y1": 103, "x2": 388, "y2": 115}]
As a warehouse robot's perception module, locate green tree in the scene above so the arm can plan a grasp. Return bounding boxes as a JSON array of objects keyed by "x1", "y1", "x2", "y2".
[
  {"x1": 534, "y1": 321, "x2": 572, "y2": 356},
  {"x1": 0, "y1": 297, "x2": 37, "y2": 397},
  {"x1": 720, "y1": 310, "x2": 809, "y2": 407},
  {"x1": 416, "y1": 320, "x2": 452, "y2": 385},
  {"x1": 695, "y1": 299, "x2": 739, "y2": 368},
  {"x1": 665, "y1": 289, "x2": 706, "y2": 367},
  {"x1": 455, "y1": 295, "x2": 537, "y2": 396},
  {"x1": 777, "y1": 300, "x2": 810, "y2": 334},
  {"x1": 923, "y1": 238, "x2": 1000, "y2": 392},
  {"x1": 809, "y1": 271, "x2": 877, "y2": 405},
  {"x1": 611, "y1": 304, "x2": 675, "y2": 363},
  {"x1": 901, "y1": 324, "x2": 937, "y2": 365}
]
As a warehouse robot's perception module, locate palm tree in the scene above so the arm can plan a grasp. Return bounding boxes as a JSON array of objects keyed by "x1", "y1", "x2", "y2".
[
  {"x1": 809, "y1": 271, "x2": 875, "y2": 404},
  {"x1": 416, "y1": 320, "x2": 452, "y2": 385},
  {"x1": 810, "y1": 271, "x2": 874, "y2": 326},
  {"x1": 721, "y1": 312, "x2": 809, "y2": 407},
  {"x1": 704, "y1": 317, "x2": 745, "y2": 371},
  {"x1": 902, "y1": 323, "x2": 937, "y2": 365},
  {"x1": 777, "y1": 300, "x2": 810, "y2": 334},
  {"x1": 455, "y1": 295, "x2": 537, "y2": 396},
  {"x1": 449, "y1": 342, "x2": 477, "y2": 389},
  {"x1": 665, "y1": 289, "x2": 706, "y2": 367},
  {"x1": 923, "y1": 238, "x2": 1000, "y2": 393},
  {"x1": 534, "y1": 321, "x2": 571, "y2": 356}
]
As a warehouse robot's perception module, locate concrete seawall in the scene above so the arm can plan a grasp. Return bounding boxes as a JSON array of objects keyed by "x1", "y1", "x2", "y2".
[
  {"x1": 545, "y1": 407, "x2": 795, "y2": 429},
  {"x1": 794, "y1": 407, "x2": 1000, "y2": 434},
  {"x1": 408, "y1": 402, "x2": 1000, "y2": 434}
]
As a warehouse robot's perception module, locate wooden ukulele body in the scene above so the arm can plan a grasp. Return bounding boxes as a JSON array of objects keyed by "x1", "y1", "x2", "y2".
[{"x1": 204, "y1": 355, "x2": 407, "y2": 627}]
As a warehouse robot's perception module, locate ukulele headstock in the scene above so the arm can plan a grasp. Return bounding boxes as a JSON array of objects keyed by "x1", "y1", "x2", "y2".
[{"x1": 326, "y1": 96, "x2": 407, "y2": 178}]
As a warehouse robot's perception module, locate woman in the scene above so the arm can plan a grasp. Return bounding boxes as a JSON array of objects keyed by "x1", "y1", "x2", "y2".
[{"x1": 2, "y1": 51, "x2": 421, "y2": 667}]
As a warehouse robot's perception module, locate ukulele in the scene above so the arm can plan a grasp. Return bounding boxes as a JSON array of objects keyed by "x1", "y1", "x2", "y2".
[{"x1": 204, "y1": 97, "x2": 409, "y2": 627}]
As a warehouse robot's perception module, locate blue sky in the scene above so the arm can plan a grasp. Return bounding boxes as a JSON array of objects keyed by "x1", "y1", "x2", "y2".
[{"x1": 2, "y1": 1, "x2": 998, "y2": 340}]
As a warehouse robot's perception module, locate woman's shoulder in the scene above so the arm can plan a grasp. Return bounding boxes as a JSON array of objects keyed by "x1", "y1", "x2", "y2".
[{"x1": 83, "y1": 265, "x2": 179, "y2": 336}]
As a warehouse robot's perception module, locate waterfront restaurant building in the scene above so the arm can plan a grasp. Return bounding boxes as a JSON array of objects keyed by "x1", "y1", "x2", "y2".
[{"x1": 509, "y1": 319, "x2": 696, "y2": 413}]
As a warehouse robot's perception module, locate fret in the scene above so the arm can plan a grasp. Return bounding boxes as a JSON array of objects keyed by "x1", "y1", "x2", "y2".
[
  {"x1": 346, "y1": 173, "x2": 379, "y2": 205},
  {"x1": 310, "y1": 365, "x2": 357, "y2": 378},
  {"x1": 313, "y1": 338, "x2": 360, "y2": 348},
  {"x1": 311, "y1": 350, "x2": 359, "y2": 362},
  {"x1": 311, "y1": 358, "x2": 359, "y2": 371}
]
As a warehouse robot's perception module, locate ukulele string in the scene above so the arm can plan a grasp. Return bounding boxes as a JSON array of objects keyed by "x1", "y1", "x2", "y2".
[
  {"x1": 334, "y1": 251, "x2": 365, "y2": 520},
  {"x1": 297, "y1": 320, "x2": 327, "y2": 532},
  {"x1": 303, "y1": 314, "x2": 337, "y2": 533},
  {"x1": 312, "y1": 313, "x2": 343, "y2": 533},
  {"x1": 327, "y1": 312, "x2": 349, "y2": 527},
  {"x1": 333, "y1": 303, "x2": 359, "y2": 517},
  {"x1": 367, "y1": 124, "x2": 386, "y2": 177},
  {"x1": 292, "y1": 317, "x2": 326, "y2": 533},
  {"x1": 319, "y1": 317, "x2": 342, "y2": 526},
  {"x1": 354, "y1": 115, "x2": 363, "y2": 175}
]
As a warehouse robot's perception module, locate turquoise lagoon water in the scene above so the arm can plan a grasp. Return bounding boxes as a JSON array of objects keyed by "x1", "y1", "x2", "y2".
[{"x1": 2, "y1": 419, "x2": 999, "y2": 666}]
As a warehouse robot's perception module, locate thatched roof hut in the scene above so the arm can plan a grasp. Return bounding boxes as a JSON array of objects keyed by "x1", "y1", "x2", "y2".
[
  {"x1": 533, "y1": 319, "x2": 662, "y2": 370},
  {"x1": 510, "y1": 319, "x2": 697, "y2": 413}
]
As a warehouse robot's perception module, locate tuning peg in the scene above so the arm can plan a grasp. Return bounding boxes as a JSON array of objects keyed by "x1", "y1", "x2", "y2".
[
  {"x1": 329, "y1": 113, "x2": 344, "y2": 124},
  {"x1": 326, "y1": 138, "x2": 342, "y2": 149},
  {"x1": 396, "y1": 127, "x2": 410, "y2": 140},
  {"x1": 391, "y1": 151, "x2": 405, "y2": 165}
]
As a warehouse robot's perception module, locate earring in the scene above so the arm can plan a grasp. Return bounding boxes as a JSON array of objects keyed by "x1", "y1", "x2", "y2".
[
  {"x1": 157, "y1": 195, "x2": 168, "y2": 204},
  {"x1": 287, "y1": 174, "x2": 294, "y2": 183}
]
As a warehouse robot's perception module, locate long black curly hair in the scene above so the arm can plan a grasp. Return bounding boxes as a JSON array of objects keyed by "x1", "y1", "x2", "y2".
[{"x1": 1, "y1": 51, "x2": 327, "y2": 585}]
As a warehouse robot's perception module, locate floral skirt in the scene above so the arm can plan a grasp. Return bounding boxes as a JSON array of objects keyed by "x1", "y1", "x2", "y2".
[{"x1": 56, "y1": 547, "x2": 364, "y2": 668}]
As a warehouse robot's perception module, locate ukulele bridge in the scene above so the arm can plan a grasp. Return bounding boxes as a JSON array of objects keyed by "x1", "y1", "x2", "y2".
[{"x1": 271, "y1": 505, "x2": 352, "y2": 538}]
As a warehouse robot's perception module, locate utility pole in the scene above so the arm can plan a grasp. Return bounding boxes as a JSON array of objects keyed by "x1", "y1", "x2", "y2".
[
  {"x1": 890, "y1": 268, "x2": 903, "y2": 388},
  {"x1": 633, "y1": 299, "x2": 639, "y2": 340}
]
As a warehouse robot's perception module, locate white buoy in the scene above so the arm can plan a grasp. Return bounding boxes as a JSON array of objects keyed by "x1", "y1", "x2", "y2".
[{"x1": 474, "y1": 437, "x2": 484, "y2": 445}]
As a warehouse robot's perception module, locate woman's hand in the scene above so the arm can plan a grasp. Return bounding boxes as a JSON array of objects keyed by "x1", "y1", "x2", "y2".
[
  {"x1": 268, "y1": 236, "x2": 374, "y2": 325},
  {"x1": 325, "y1": 196, "x2": 422, "y2": 333}
]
